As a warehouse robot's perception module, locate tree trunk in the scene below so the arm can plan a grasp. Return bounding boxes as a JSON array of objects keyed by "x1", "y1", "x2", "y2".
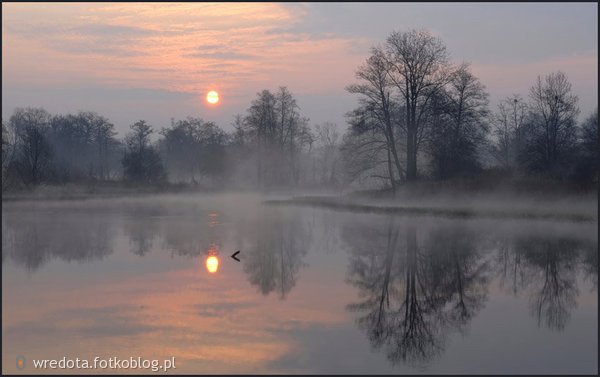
[
  {"x1": 386, "y1": 145, "x2": 396, "y2": 195},
  {"x1": 406, "y1": 126, "x2": 417, "y2": 181}
]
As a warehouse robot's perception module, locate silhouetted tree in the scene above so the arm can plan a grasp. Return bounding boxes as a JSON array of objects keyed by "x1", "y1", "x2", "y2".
[
  {"x1": 491, "y1": 95, "x2": 528, "y2": 170},
  {"x1": 340, "y1": 126, "x2": 392, "y2": 188},
  {"x1": 313, "y1": 122, "x2": 343, "y2": 186},
  {"x1": 2, "y1": 120, "x2": 19, "y2": 190},
  {"x1": 242, "y1": 87, "x2": 311, "y2": 188},
  {"x1": 573, "y1": 109, "x2": 598, "y2": 184},
  {"x1": 521, "y1": 72, "x2": 580, "y2": 177},
  {"x1": 159, "y1": 117, "x2": 229, "y2": 185},
  {"x1": 122, "y1": 120, "x2": 166, "y2": 184},
  {"x1": 428, "y1": 64, "x2": 490, "y2": 179},
  {"x1": 47, "y1": 111, "x2": 119, "y2": 182},
  {"x1": 347, "y1": 47, "x2": 404, "y2": 190},
  {"x1": 9, "y1": 107, "x2": 53, "y2": 186},
  {"x1": 385, "y1": 30, "x2": 453, "y2": 181}
]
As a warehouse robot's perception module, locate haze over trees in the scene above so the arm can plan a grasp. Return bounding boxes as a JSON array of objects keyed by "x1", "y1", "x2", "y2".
[
  {"x1": 236, "y1": 87, "x2": 314, "y2": 188},
  {"x1": 2, "y1": 29, "x2": 597, "y2": 194},
  {"x1": 522, "y1": 72, "x2": 580, "y2": 176},
  {"x1": 491, "y1": 94, "x2": 528, "y2": 170},
  {"x1": 428, "y1": 63, "x2": 490, "y2": 180},
  {"x1": 122, "y1": 120, "x2": 166, "y2": 184},
  {"x1": 159, "y1": 117, "x2": 228, "y2": 185}
]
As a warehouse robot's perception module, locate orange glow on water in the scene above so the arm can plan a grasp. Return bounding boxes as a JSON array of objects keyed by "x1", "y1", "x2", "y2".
[{"x1": 206, "y1": 255, "x2": 219, "y2": 273}]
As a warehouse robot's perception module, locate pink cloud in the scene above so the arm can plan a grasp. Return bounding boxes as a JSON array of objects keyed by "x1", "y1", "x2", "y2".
[{"x1": 2, "y1": 2, "x2": 363, "y2": 105}]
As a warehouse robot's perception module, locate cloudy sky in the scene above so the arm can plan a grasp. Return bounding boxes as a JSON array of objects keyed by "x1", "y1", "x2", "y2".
[{"x1": 2, "y1": 2, "x2": 597, "y2": 135}]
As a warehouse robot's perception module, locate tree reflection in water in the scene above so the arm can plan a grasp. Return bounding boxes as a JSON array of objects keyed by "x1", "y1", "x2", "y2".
[
  {"x1": 160, "y1": 210, "x2": 226, "y2": 258},
  {"x1": 2, "y1": 202, "x2": 596, "y2": 363},
  {"x1": 518, "y1": 237, "x2": 580, "y2": 331},
  {"x1": 2, "y1": 211, "x2": 113, "y2": 271},
  {"x1": 345, "y1": 218, "x2": 490, "y2": 366},
  {"x1": 344, "y1": 216, "x2": 594, "y2": 366},
  {"x1": 123, "y1": 217, "x2": 158, "y2": 256},
  {"x1": 496, "y1": 233, "x2": 596, "y2": 331},
  {"x1": 242, "y1": 207, "x2": 310, "y2": 299},
  {"x1": 582, "y1": 243, "x2": 598, "y2": 289}
]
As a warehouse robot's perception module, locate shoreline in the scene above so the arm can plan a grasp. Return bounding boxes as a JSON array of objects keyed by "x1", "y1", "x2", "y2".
[{"x1": 264, "y1": 196, "x2": 597, "y2": 223}]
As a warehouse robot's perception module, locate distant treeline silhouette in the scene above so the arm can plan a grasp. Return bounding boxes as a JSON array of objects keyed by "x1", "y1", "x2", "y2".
[{"x1": 2, "y1": 29, "x2": 597, "y2": 192}]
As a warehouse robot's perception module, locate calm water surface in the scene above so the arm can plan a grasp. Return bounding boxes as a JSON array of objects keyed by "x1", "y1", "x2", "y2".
[{"x1": 2, "y1": 193, "x2": 598, "y2": 374}]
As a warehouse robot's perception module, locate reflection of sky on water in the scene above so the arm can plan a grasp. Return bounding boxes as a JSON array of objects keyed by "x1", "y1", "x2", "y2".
[{"x1": 2, "y1": 195, "x2": 597, "y2": 374}]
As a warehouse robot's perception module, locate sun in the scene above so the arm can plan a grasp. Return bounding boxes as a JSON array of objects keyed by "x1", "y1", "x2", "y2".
[{"x1": 206, "y1": 90, "x2": 219, "y2": 105}]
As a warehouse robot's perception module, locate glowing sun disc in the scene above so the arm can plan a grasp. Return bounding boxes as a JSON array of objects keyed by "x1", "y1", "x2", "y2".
[
  {"x1": 206, "y1": 255, "x2": 219, "y2": 273},
  {"x1": 206, "y1": 91, "x2": 219, "y2": 104}
]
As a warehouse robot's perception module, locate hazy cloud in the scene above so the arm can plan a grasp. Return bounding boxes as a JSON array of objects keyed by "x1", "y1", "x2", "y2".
[{"x1": 184, "y1": 51, "x2": 258, "y2": 61}]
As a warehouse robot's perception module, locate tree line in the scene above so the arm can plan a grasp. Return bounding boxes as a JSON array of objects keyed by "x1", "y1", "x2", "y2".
[
  {"x1": 2, "y1": 29, "x2": 597, "y2": 193},
  {"x1": 343, "y1": 29, "x2": 597, "y2": 193},
  {"x1": 1, "y1": 90, "x2": 342, "y2": 191}
]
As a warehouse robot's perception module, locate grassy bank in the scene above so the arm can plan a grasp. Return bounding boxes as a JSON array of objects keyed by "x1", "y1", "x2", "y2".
[
  {"x1": 1, "y1": 182, "x2": 208, "y2": 202},
  {"x1": 349, "y1": 170, "x2": 597, "y2": 200},
  {"x1": 264, "y1": 195, "x2": 597, "y2": 222}
]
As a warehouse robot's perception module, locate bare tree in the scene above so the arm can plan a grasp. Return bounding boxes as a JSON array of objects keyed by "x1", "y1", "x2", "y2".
[
  {"x1": 314, "y1": 122, "x2": 342, "y2": 186},
  {"x1": 2, "y1": 120, "x2": 18, "y2": 190},
  {"x1": 491, "y1": 95, "x2": 528, "y2": 169},
  {"x1": 385, "y1": 30, "x2": 453, "y2": 181},
  {"x1": 122, "y1": 120, "x2": 166, "y2": 184},
  {"x1": 244, "y1": 90, "x2": 277, "y2": 188},
  {"x1": 524, "y1": 71, "x2": 580, "y2": 176},
  {"x1": 573, "y1": 109, "x2": 598, "y2": 183},
  {"x1": 159, "y1": 117, "x2": 228, "y2": 185},
  {"x1": 47, "y1": 111, "x2": 118, "y2": 182},
  {"x1": 347, "y1": 47, "x2": 404, "y2": 191},
  {"x1": 343, "y1": 110, "x2": 397, "y2": 189},
  {"x1": 9, "y1": 107, "x2": 53, "y2": 186},
  {"x1": 243, "y1": 87, "x2": 310, "y2": 188},
  {"x1": 429, "y1": 64, "x2": 490, "y2": 179}
]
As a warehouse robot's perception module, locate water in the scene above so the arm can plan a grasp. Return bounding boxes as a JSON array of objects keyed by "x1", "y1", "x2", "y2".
[{"x1": 2, "y1": 193, "x2": 598, "y2": 374}]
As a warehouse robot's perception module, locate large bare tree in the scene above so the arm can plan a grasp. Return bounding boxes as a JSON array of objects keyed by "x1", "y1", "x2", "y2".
[
  {"x1": 347, "y1": 47, "x2": 404, "y2": 191},
  {"x1": 385, "y1": 30, "x2": 453, "y2": 181}
]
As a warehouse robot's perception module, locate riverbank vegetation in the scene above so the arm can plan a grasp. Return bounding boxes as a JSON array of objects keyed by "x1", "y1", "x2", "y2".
[{"x1": 2, "y1": 30, "x2": 597, "y2": 199}]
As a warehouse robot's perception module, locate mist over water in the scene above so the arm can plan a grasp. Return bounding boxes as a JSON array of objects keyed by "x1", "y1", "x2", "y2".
[{"x1": 2, "y1": 193, "x2": 597, "y2": 374}]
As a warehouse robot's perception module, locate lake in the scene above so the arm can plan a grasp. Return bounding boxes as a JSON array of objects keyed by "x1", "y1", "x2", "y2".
[{"x1": 2, "y1": 193, "x2": 598, "y2": 374}]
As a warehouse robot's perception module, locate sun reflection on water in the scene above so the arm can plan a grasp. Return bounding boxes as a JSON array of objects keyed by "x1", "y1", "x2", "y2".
[
  {"x1": 205, "y1": 244, "x2": 220, "y2": 274},
  {"x1": 206, "y1": 255, "x2": 219, "y2": 273}
]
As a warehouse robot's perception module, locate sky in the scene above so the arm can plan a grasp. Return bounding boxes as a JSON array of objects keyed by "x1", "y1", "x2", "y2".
[{"x1": 2, "y1": 2, "x2": 598, "y2": 136}]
